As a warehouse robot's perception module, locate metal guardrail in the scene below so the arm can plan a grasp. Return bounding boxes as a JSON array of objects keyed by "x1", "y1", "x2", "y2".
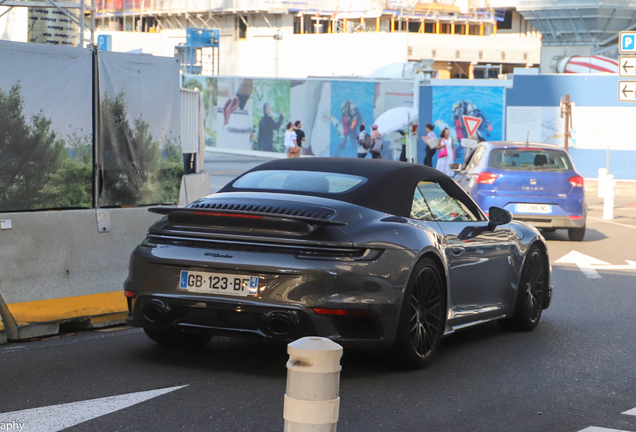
[{"x1": 180, "y1": 88, "x2": 204, "y2": 167}]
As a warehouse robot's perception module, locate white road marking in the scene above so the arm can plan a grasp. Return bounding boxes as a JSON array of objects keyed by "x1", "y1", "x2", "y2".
[
  {"x1": 622, "y1": 406, "x2": 636, "y2": 416},
  {"x1": 588, "y1": 206, "x2": 636, "y2": 211},
  {"x1": 555, "y1": 251, "x2": 608, "y2": 279},
  {"x1": 0, "y1": 385, "x2": 187, "y2": 432},
  {"x1": 588, "y1": 216, "x2": 636, "y2": 231},
  {"x1": 554, "y1": 251, "x2": 636, "y2": 279},
  {"x1": 578, "y1": 427, "x2": 635, "y2": 432}
]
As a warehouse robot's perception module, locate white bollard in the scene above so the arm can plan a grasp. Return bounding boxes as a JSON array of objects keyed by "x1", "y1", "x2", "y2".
[
  {"x1": 603, "y1": 175, "x2": 615, "y2": 220},
  {"x1": 284, "y1": 337, "x2": 343, "y2": 432},
  {"x1": 598, "y1": 168, "x2": 607, "y2": 198}
]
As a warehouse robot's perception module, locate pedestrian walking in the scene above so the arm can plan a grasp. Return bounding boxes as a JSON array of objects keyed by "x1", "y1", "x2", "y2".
[
  {"x1": 294, "y1": 120, "x2": 305, "y2": 154},
  {"x1": 435, "y1": 127, "x2": 455, "y2": 176},
  {"x1": 370, "y1": 125, "x2": 383, "y2": 159},
  {"x1": 357, "y1": 124, "x2": 370, "y2": 158},
  {"x1": 421, "y1": 124, "x2": 437, "y2": 167},
  {"x1": 284, "y1": 122, "x2": 300, "y2": 158},
  {"x1": 398, "y1": 129, "x2": 407, "y2": 162}
]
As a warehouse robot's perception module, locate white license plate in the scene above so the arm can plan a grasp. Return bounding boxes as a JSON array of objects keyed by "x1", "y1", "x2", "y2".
[
  {"x1": 178, "y1": 270, "x2": 258, "y2": 296},
  {"x1": 517, "y1": 204, "x2": 551, "y2": 214}
]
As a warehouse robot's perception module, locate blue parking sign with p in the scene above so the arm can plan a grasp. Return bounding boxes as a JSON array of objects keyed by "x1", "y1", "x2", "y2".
[
  {"x1": 621, "y1": 32, "x2": 636, "y2": 53},
  {"x1": 97, "y1": 34, "x2": 112, "y2": 51}
]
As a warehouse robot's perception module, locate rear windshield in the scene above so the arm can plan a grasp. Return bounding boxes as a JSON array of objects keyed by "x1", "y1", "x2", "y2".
[
  {"x1": 488, "y1": 149, "x2": 573, "y2": 172},
  {"x1": 232, "y1": 170, "x2": 367, "y2": 194}
]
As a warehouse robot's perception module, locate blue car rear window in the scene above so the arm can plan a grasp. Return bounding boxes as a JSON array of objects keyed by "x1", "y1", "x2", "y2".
[
  {"x1": 488, "y1": 149, "x2": 573, "y2": 172},
  {"x1": 232, "y1": 170, "x2": 367, "y2": 194}
]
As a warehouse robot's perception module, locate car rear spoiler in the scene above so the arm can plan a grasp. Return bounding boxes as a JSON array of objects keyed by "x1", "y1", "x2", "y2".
[{"x1": 148, "y1": 207, "x2": 347, "y2": 227}]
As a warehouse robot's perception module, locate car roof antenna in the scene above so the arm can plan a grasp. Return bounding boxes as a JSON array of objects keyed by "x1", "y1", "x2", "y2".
[{"x1": 525, "y1": 131, "x2": 529, "y2": 146}]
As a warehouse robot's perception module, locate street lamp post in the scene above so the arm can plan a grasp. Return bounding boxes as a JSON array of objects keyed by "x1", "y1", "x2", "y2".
[{"x1": 273, "y1": 28, "x2": 283, "y2": 77}]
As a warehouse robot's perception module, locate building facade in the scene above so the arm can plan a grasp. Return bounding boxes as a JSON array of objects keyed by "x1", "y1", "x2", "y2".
[{"x1": 89, "y1": 0, "x2": 542, "y2": 78}]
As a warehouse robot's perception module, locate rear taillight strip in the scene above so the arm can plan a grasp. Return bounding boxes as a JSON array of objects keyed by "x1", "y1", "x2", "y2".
[{"x1": 312, "y1": 308, "x2": 375, "y2": 317}]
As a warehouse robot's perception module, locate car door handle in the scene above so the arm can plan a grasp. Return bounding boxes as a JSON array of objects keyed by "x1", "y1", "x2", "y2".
[{"x1": 451, "y1": 246, "x2": 465, "y2": 256}]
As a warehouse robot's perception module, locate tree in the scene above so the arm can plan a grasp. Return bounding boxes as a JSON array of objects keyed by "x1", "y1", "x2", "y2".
[
  {"x1": 99, "y1": 92, "x2": 182, "y2": 206},
  {"x1": 39, "y1": 131, "x2": 93, "y2": 209},
  {"x1": 0, "y1": 84, "x2": 66, "y2": 211}
]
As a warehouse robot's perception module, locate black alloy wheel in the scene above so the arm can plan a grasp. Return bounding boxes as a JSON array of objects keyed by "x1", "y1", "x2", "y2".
[
  {"x1": 396, "y1": 257, "x2": 446, "y2": 369},
  {"x1": 500, "y1": 246, "x2": 546, "y2": 331}
]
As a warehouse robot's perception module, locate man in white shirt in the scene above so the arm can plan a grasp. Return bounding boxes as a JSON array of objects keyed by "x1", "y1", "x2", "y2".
[{"x1": 357, "y1": 124, "x2": 369, "y2": 158}]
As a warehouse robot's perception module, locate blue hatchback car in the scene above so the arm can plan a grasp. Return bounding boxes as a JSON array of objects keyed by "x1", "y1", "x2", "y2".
[{"x1": 452, "y1": 141, "x2": 587, "y2": 241}]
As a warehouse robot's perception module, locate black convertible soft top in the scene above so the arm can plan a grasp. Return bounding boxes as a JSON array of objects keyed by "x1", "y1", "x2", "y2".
[{"x1": 218, "y1": 157, "x2": 478, "y2": 218}]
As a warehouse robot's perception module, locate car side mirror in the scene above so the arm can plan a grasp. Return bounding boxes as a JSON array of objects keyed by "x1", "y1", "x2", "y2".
[
  {"x1": 449, "y1": 163, "x2": 461, "y2": 173},
  {"x1": 488, "y1": 206, "x2": 512, "y2": 228}
]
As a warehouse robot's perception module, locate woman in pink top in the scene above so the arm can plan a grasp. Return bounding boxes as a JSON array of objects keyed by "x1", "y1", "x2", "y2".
[{"x1": 435, "y1": 127, "x2": 455, "y2": 176}]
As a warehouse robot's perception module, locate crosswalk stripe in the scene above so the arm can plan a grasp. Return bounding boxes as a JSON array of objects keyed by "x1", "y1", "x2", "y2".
[
  {"x1": 578, "y1": 427, "x2": 634, "y2": 432},
  {"x1": 623, "y1": 407, "x2": 636, "y2": 416}
]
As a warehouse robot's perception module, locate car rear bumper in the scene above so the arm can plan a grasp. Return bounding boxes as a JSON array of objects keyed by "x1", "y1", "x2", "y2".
[
  {"x1": 471, "y1": 191, "x2": 586, "y2": 228},
  {"x1": 125, "y1": 293, "x2": 393, "y2": 349},
  {"x1": 511, "y1": 215, "x2": 585, "y2": 228},
  {"x1": 123, "y1": 244, "x2": 411, "y2": 349}
]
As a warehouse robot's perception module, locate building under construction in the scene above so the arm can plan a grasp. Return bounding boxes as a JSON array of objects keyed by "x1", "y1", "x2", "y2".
[
  {"x1": 88, "y1": 0, "x2": 542, "y2": 78},
  {"x1": 4, "y1": 0, "x2": 634, "y2": 77}
]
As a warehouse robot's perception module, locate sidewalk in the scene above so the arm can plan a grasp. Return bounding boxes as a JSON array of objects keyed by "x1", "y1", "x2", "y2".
[
  {"x1": 586, "y1": 196, "x2": 636, "y2": 227},
  {"x1": 584, "y1": 178, "x2": 636, "y2": 197}
]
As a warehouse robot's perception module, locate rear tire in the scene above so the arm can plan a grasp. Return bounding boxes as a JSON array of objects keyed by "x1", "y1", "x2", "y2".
[
  {"x1": 394, "y1": 257, "x2": 446, "y2": 369},
  {"x1": 499, "y1": 246, "x2": 547, "y2": 332},
  {"x1": 144, "y1": 327, "x2": 213, "y2": 348},
  {"x1": 568, "y1": 226, "x2": 586, "y2": 241}
]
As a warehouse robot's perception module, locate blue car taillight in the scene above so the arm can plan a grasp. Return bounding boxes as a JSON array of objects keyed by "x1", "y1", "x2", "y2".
[
  {"x1": 568, "y1": 175, "x2": 584, "y2": 188},
  {"x1": 477, "y1": 172, "x2": 498, "y2": 184}
]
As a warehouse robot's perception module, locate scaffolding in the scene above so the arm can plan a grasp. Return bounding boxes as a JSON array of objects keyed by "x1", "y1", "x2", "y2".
[
  {"x1": 517, "y1": 0, "x2": 636, "y2": 53},
  {"x1": 0, "y1": 0, "x2": 95, "y2": 46},
  {"x1": 93, "y1": 0, "x2": 496, "y2": 34}
]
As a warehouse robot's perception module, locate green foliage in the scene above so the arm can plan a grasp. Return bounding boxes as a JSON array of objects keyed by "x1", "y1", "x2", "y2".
[
  {"x1": 252, "y1": 79, "x2": 291, "y2": 152},
  {"x1": 0, "y1": 84, "x2": 92, "y2": 211},
  {"x1": 0, "y1": 85, "x2": 182, "y2": 211},
  {"x1": 39, "y1": 131, "x2": 93, "y2": 208},
  {"x1": 100, "y1": 92, "x2": 182, "y2": 206},
  {"x1": 154, "y1": 135, "x2": 184, "y2": 203}
]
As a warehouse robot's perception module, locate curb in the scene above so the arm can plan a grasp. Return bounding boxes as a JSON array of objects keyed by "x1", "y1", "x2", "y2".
[
  {"x1": 205, "y1": 146, "x2": 315, "y2": 159},
  {"x1": 6, "y1": 291, "x2": 127, "y2": 340}
]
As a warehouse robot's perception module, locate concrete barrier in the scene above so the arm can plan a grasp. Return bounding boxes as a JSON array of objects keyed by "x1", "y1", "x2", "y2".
[
  {"x1": 0, "y1": 208, "x2": 162, "y2": 340},
  {"x1": 179, "y1": 172, "x2": 212, "y2": 205},
  {"x1": 0, "y1": 316, "x2": 5, "y2": 345}
]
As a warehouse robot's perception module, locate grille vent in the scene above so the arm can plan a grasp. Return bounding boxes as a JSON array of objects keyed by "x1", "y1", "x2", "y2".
[{"x1": 188, "y1": 201, "x2": 335, "y2": 221}]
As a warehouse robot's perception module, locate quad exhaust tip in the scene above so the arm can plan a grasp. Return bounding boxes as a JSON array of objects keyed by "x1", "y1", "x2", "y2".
[
  {"x1": 142, "y1": 300, "x2": 169, "y2": 323},
  {"x1": 263, "y1": 311, "x2": 299, "y2": 337}
]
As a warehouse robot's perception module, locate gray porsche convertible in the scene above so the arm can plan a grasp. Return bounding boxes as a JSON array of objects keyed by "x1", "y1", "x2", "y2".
[{"x1": 124, "y1": 158, "x2": 551, "y2": 368}]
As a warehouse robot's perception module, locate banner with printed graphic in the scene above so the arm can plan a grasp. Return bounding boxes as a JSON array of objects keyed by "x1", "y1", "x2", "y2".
[
  {"x1": 431, "y1": 86, "x2": 504, "y2": 166},
  {"x1": 182, "y1": 75, "x2": 414, "y2": 160},
  {"x1": 99, "y1": 51, "x2": 182, "y2": 207},
  {"x1": 0, "y1": 40, "x2": 92, "y2": 212}
]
